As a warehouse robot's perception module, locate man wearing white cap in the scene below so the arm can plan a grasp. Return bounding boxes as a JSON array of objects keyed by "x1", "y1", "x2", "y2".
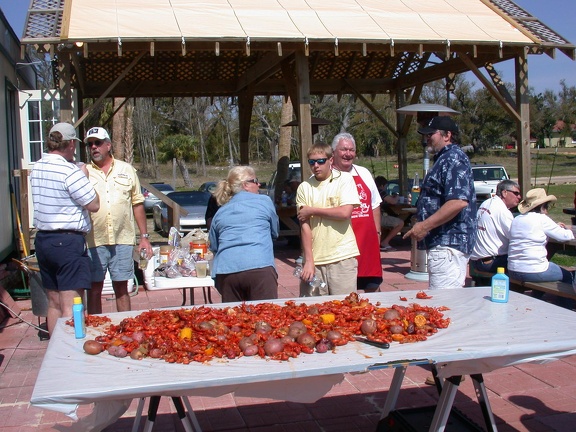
[
  {"x1": 84, "y1": 127, "x2": 152, "y2": 314},
  {"x1": 31, "y1": 122, "x2": 100, "y2": 336}
]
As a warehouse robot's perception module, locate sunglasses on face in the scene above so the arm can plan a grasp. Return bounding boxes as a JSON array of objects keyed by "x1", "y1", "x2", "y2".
[
  {"x1": 87, "y1": 140, "x2": 105, "y2": 147},
  {"x1": 308, "y1": 158, "x2": 328, "y2": 165},
  {"x1": 506, "y1": 190, "x2": 521, "y2": 197},
  {"x1": 245, "y1": 178, "x2": 259, "y2": 184}
]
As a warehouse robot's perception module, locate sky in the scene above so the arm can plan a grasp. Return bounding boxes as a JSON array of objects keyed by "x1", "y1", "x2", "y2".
[{"x1": 1, "y1": 0, "x2": 575, "y2": 94}]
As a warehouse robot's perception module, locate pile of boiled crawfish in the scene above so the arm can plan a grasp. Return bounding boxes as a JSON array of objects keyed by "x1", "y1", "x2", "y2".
[{"x1": 79, "y1": 292, "x2": 450, "y2": 363}]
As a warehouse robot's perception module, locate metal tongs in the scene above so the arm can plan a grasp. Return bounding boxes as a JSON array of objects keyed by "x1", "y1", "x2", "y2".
[{"x1": 354, "y1": 336, "x2": 390, "y2": 349}]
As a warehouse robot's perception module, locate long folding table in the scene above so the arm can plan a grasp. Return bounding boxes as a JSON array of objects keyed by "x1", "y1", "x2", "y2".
[{"x1": 31, "y1": 288, "x2": 576, "y2": 431}]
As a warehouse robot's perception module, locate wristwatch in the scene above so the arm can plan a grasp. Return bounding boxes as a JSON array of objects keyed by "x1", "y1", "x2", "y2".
[{"x1": 141, "y1": 233, "x2": 150, "y2": 239}]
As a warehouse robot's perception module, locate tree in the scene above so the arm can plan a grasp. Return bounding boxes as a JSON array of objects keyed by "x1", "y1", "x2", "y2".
[{"x1": 157, "y1": 134, "x2": 198, "y2": 187}]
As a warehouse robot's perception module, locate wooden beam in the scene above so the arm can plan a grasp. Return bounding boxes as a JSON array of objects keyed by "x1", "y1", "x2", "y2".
[
  {"x1": 344, "y1": 79, "x2": 398, "y2": 138},
  {"x1": 235, "y1": 51, "x2": 292, "y2": 92},
  {"x1": 295, "y1": 51, "x2": 313, "y2": 171},
  {"x1": 74, "y1": 51, "x2": 146, "y2": 128},
  {"x1": 459, "y1": 53, "x2": 521, "y2": 122},
  {"x1": 515, "y1": 51, "x2": 531, "y2": 195},
  {"x1": 238, "y1": 87, "x2": 254, "y2": 165}
]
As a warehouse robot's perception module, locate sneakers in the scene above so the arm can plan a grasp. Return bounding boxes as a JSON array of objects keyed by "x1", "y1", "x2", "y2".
[
  {"x1": 380, "y1": 245, "x2": 397, "y2": 252},
  {"x1": 295, "y1": 256, "x2": 303, "y2": 265}
]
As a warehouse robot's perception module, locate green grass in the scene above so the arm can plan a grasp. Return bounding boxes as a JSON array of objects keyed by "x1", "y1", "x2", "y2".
[
  {"x1": 140, "y1": 151, "x2": 576, "y2": 218},
  {"x1": 552, "y1": 249, "x2": 576, "y2": 268}
]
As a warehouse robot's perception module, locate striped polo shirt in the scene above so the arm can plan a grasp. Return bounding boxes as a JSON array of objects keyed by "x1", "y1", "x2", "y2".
[{"x1": 31, "y1": 153, "x2": 97, "y2": 232}]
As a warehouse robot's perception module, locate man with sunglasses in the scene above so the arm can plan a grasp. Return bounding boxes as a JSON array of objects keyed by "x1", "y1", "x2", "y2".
[
  {"x1": 295, "y1": 143, "x2": 360, "y2": 296},
  {"x1": 84, "y1": 127, "x2": 152, "y2": 314},
  {"x1": 470, "y1": 180, "x2": 521, "y2": 274},
  {"x1": 404, "y1": 116, "x2": 476, "y2": 289}
]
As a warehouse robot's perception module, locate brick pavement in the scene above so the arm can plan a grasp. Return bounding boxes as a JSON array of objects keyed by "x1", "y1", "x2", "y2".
[{"x1": 1, "y1": 236, "x2": 576, "y2": 431}]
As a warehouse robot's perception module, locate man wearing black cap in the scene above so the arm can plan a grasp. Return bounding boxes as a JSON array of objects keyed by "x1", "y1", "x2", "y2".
[{"x1": 403, "y1": 116, "x2": 476, "y2": 289}]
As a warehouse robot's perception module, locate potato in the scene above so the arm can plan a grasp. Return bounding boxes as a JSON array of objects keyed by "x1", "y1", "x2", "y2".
[
  {"x1": 83, "y1": 340, "x2": 104, "y2": 355},
  {"x1": 383, "y1": 309, "x2": 400, "y2": 320}
]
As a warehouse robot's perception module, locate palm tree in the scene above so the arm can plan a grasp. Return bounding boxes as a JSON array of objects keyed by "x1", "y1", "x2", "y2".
[{"x1": 157, "y1": 134, "x2": 198, "y2": 187}]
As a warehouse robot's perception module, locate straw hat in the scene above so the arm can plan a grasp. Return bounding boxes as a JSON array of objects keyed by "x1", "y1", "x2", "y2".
[{"x1": 517, "y1": 188, "x2": 556, "y2": 214}]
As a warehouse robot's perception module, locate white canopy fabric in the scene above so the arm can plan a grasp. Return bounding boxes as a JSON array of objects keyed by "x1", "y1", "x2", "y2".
[{"x1": 63, "y1": 0, "x2": 534, "y2": 45}]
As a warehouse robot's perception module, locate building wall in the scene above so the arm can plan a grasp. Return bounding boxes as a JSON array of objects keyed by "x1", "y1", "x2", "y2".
[{"x1": 0, "y1": 9, "x2": 35, "y2": 260}]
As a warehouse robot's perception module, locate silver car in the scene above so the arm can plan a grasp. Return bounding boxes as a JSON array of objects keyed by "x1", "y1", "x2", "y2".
[
  {"x1": 152, "y1": 191, "x2": 211, "y2": 236},
  {"x1": 143, "y1": 183, "x2": 175, "y2": 213}
]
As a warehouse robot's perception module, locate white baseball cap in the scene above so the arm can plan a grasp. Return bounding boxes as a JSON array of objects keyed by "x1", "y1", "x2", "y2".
[
  {"x1": 49, "y1": 123, "x2": 78, "y2": 141},
  {"x1": 84, "y1": 127, "x2": 110, "y2": 143}
]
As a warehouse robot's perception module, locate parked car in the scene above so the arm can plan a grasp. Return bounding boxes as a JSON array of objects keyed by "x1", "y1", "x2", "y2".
[
  {"x1": 472, "y1": 164, "x2": 509, "y2": 205},
  {"x1": 266, "y1": 162, "x2": 302, "y2": 200},
  {"x1": 198, "y1": 181, "x2": 217, "y2": 194},
  {"x1": 142, "y1": 183, "x2": 175, "y2": 213},
  {"x1": 385, "y1": 178, "x2": 421, "y2": 198},
  {"x1": 152, "y1": 191, "x2": 211, "y2": 236}
]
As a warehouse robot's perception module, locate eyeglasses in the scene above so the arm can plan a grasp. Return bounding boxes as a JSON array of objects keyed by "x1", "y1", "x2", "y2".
[
  {"x1": 245, "y1": 178, "x2": 259, "y2": 184},
  {"x1": 308, "y1": 158, "x2": 328, "y2": 165},
  {"x1": 425, "y1": 131, "x2": 439, "y2": 138},
  {"x1": 87, "y1": 140, "x2": 105, "y2": 147},
  {"x1": 506, "y1": 190, "x2": 521, "y2": 197}
]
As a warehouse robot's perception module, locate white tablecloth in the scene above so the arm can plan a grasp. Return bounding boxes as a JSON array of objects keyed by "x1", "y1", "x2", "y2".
[{"x1": 31, "y1": 288, "x2": 576, "y2": 427}]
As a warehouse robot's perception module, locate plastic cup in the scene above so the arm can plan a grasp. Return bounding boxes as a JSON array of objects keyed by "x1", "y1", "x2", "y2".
[{"x1": 195, "y1": 261, "x2": 208, "y2": 278}]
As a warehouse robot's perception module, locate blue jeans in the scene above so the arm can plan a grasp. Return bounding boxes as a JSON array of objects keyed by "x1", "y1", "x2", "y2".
[
  {"x1": 508, "y1": 263, "x2": 573, "y2": 284},
  {"x1": 509, "y1": 263, "x2": 574, "y2": 309}
]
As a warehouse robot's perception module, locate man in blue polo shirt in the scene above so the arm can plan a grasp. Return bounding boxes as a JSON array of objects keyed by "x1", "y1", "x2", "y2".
[{"x1": 404, "y1": 116, "x2": 476, "y2": 289}]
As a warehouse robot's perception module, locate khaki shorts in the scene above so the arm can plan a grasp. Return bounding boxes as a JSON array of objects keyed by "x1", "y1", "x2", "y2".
[
  {"x1": 300, "y1": 257, "x2": 358, "y2": 296},
  {"x1": 381, "y1": 214, "x2": 403, "y2": 228}
]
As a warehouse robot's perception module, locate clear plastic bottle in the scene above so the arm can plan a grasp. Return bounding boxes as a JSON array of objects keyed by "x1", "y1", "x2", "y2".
[
  {"x1": 411, "y1": 173, "x2": 420, "y2": 206},
  {"x1": 491, "y1": 267, "x2": 509, "y2": 303},
  {"x1": 138, "y1": 248, "x2": 148, "y2": 270},
  {"x1": 72, "y1": 296, "x2": 86, "y2": 339},
  {"x1": 293, "y1": 266, "x2": 326, "y2": 289}
]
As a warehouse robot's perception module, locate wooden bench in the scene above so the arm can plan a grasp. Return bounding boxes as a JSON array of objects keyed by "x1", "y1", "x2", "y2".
[{"x1": 468, "y1": 262, "x2": 576, "y2": 301}]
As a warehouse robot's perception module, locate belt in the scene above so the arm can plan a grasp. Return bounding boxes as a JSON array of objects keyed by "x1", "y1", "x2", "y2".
[
  {"x1": 476, "y1": 255, "x2": 505, "y2": 264},
  {"x1": 39, "y1": 230, "x2": 86, "y2": 236}
]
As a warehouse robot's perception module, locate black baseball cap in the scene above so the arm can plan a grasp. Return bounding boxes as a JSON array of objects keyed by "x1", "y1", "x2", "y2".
[{"x1": 417, "y1": 116, "x2": 459, "y2": 135}]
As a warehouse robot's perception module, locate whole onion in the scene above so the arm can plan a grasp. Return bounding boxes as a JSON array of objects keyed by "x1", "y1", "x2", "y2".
[{"x1": 315, "y1": 338, "x2": 332, "y2": 353}]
